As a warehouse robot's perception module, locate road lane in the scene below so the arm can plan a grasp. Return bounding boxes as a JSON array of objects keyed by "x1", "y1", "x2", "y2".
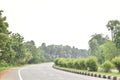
[
  {"x1": 21, "y1": 63, "x2": 108, "y2": 80},
  {"x1": 1, "y1": 63, "x2": 108, "y2": 80}
]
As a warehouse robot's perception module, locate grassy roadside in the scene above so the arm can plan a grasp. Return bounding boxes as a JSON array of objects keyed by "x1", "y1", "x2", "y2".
[
  {"x1": 0, "y1": 66, "x2": 13, "y2": 72},
  {"x1": 0, "y1": 64, "x2": 25, "y2": 72},
  {"x1": 0, "y1": 62, "x2": 44, "y2": 72},
  {"x1": 53, "y1": 65, "x2": 120, "y2": 77}
]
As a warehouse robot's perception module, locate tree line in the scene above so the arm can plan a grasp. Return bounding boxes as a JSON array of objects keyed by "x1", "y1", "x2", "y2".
[
  {"x1": 0, "y1": 10, "x2": 88, "y2": 67},
  {"x1": 39, "y1": 43, "x2": 89, "y2": 61},
  {"x1": 54, "y1": 20, "x2": 120, "y2": 73},
  {"x1": 54, "y1": 56, "x2": 120, "y2": 72},
  {"x1": 1, "y1": 9, "x2": 120, "y2": 70},
  {"x1": 88, "y1": 20, "x2": 120, "y2": 64}
]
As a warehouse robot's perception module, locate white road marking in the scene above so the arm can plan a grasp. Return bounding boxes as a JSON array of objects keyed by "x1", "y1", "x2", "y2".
[{"x1": 18, "y1": 69, "x2": 23, "y2": 80}]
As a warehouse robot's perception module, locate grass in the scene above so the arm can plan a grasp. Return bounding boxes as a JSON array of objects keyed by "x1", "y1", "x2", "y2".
[
  {"x1": 0, "y1": 66, "x2": 12, "y2": 72},
  {"x1": 94, "y1": 71, "x2": 120, "y2": 77},
  {"x1": 53, "y1": 65, "x2": 120, "y2": 77},
  {"x1": 0, "y1": 64, "x2": 22, "y2": 72}
]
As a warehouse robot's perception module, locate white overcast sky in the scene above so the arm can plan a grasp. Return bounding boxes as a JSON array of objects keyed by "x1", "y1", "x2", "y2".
[{"x1": 1, "y1": 0, "x2": 120, "y2": 49}]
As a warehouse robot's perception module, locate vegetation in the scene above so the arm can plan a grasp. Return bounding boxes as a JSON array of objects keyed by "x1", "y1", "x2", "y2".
[
  {"x1": 54, "y1": 20, "x2": 120, "y2": 74},
  {"x1": 54, "y1": 57, "x2": 98, "y2": 71},
  {"x1": 74, "y1": 58, "x2": 86, "y2": 70},
  {"x1": 101, "y1": 61, "x2": 114, "y2": 72},
  {"x1": 0, "y1": 10, "x2": 89, "y2": 71},
  {"x1": 0, "y1": 9, "x2": 120, "y2": 76},
  {"x1": 39, "y1": 43, "x2": 89, "y2": 61},
  {"x1": 86, "y1": 56, "x2": 98, "y2": 71},
  {"x1": 112, "y1": 56, "x2": 120, "y2": 72}
]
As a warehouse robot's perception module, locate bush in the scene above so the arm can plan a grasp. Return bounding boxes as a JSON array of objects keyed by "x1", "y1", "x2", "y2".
[
  {"x1": 86, "y1": 56, "x2": 98, "y2": 71},
  {"x1": 74, "y1": 58, "x2": 86, "y2": 70},
  {"x1": 0, "y1": 60, "x2": 8, "y2": 67},
  {"x1": 66, "y1": 58, "x2": 74, "y2": 68},
  {"x1": 112, "y1": 56, "x2": 120, "y2": 72},
  {"x1": 101, "y1": 61, "x2": 114, "y2": 72},
  {"x1": 57, "y1": 58, "x2": 65, "y2": 67},
  {"x1": 54, "y1": 58, "x2": 59, "y2": 65}
]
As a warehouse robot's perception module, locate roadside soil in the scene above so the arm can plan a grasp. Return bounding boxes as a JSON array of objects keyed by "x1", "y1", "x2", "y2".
[{"x1": 0, "y1": 70, "x2": 9, "y2": 80}]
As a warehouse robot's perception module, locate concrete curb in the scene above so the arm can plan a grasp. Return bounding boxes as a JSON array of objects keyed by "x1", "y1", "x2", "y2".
[{"x1": 53, "y1": 65, "x2": 120, "y2": 80}]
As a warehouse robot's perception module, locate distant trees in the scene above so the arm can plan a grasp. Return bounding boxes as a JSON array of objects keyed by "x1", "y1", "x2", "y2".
[{"x1": 39, "y1": 44, "x2": 89, "y2": 61}]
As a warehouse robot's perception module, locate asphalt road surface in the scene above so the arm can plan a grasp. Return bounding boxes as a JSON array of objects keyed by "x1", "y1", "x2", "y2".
[{"x1": 1, "y1": 63, "x2": 108, "y2": 80}]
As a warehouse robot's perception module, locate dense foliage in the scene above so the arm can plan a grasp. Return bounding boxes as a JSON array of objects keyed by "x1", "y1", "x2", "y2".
[
  {"x1": 74, "y1": 58, "x2": 86, "y2": 70},
  {"x1": 86, "y1": 56, "x2": 98, "y2": 71},
  {"x1": 39, "y1": 43, "x2": 89, "y2": 61},
  {"x1": 101, "y1": 61, "x2": 114, "y2": 72},
  {"x1": 112, "y1": 56, "x2": 120, "y2": 72},
  {"x1": 54, "y1": 57, "x2": 98, "y2": 71}
]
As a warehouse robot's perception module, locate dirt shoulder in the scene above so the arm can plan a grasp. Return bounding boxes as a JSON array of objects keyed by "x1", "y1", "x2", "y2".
[{"x1": 0, "y1": 70, "x2": 10, "y2": 80}]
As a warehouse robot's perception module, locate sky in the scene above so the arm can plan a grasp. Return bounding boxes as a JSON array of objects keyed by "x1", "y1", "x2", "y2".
[{"x1": 0, "y1": 0, "x2": 120, "y2": 49}]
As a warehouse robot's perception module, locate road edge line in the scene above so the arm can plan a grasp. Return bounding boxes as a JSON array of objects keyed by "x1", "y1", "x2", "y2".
[{"x1": 18, "y1": 69, "x2": 23, "y2": 80}]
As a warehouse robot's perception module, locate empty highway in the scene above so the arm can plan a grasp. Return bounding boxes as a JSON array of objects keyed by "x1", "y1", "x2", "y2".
[{"x1": 1, "y1": 63, "x2": 108, "y2": 80}]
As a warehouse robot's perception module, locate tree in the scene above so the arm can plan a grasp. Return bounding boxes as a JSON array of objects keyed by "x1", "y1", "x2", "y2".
[
  {"x1": 88, "y1": 34, "x2": 108, "y2": 63},
  {"x1": 0, "y1": 10, "x2": 12, "y2": 65},
  {"x1": 106, "y1": 20, "x2": 120, "y2": 57},
  {"x1": 112, "y1": 56, "x2": 120, "y2": 72},
  {"x1": 89, "y1": 38, "x2": 99, "y2": 56},
  {"x1": 88, "y1": 34, "x2": 107, "y2": 56},
  {"x1": 0, "y1": 10, "x2": 9, "y2": 50},
  {"x1": 24, "y1": 40, "x2": 41, "y2": 63},
  {"x1": 106, "y1": 20, "x2": 120, "y2": 41},
  {"x1": 91, "y1": 34, "x2": 106, "y2": 45},
  {"x1": 98, "y1": 40, "x2": 117, "y2": 63},
  {"x1": 0, "y1": 33, "x2": 9, "y2": 49},
  {"x1": 114, "y1": 29, "x2": 120, "y2": 48},
  {"x1": 10, "y1": 33, "x2": 27, "y2": 64},
  {"x1": 0, "y1": 10, "x2": 9, "y2": 34}
]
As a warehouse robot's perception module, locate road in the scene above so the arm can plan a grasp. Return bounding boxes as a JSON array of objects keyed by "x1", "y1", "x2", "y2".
[{"x1": 1, "y1": 63, "x2": 108, "y2": 80}]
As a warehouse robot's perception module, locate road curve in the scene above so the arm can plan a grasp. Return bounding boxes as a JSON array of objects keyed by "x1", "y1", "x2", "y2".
[{"x1": 1, "y1": 63, "x2": 108, "y2": 80}]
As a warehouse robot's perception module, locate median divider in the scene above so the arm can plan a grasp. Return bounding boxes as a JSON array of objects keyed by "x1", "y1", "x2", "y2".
[{"x1": 53, "y1": 65, "x2": 120, "y2": 80}]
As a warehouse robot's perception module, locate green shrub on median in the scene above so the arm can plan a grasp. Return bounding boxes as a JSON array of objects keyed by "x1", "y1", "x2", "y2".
[
  {"x1": 74, "y1": 58, "x2": 86, "y2": 70},
  {"x1": 86, "y1": 56, "x2": 98, "y2": 71},
  {"x1": 54, "y1": 56, "x2": 98, "y2": 71},
  {"x1": 101, "y1": 60, "x2": 114, "y2": 72},
  {"x1": 54, "y1": 58, "x2": 60, "y2": 65},
  {"x1": 112, "y1": 56, "x2": 120, "y2": 72}
]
